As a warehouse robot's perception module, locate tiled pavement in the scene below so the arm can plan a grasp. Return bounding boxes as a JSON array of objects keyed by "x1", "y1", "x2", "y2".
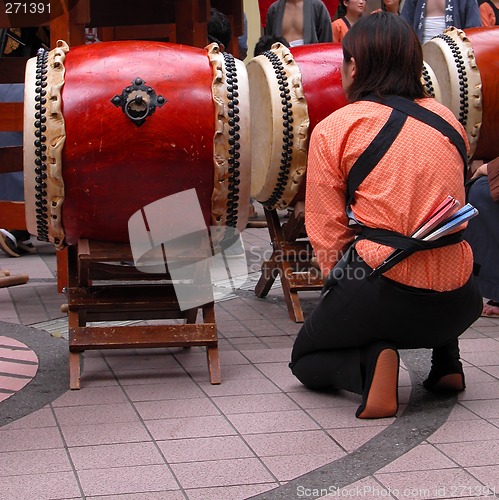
[{"x1": 0, "y1": 211, "x2": 498, "y2": 500}]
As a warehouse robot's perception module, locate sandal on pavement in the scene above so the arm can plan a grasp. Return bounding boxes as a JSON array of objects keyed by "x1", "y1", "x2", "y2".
[
  {"x1": 0, "y1": 229, "x2": 21, "y2": 257},
  {"x1": 0, "y1": 229, "x2": 36, "y2": 257},
  {"x1": 481, "y1": 300, "x2": 499, "y2": 318}
]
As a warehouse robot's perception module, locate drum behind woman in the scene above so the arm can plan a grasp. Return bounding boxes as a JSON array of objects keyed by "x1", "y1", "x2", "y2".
[
  {"x1": 247, "y1": 42, "x2": 348, "y2": 211},
  {"x1": 423, "y1": 26, "x2": 499, "y2": 161}
]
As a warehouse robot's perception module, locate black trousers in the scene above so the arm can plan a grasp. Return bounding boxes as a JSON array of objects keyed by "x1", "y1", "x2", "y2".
[{"x1": 290, "y1": 251, "x2": 482, "y2": 394}]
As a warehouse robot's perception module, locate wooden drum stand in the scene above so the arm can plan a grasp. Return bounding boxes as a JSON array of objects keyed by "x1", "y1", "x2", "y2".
[
  {"x1": 255, "y1": 202, "x2": 324, "y2": 323},
  {"x1": 67, "y1": 239, "x2": 220, "y2": 389}
]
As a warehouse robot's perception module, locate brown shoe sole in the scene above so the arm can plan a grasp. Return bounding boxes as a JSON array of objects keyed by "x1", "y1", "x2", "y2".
[
  {"x1": 358, "y1": 349, "x2": 399, "y2": 419},
  {"x1": 430, "y1": 373, "x2": 465, "y2": 392}
]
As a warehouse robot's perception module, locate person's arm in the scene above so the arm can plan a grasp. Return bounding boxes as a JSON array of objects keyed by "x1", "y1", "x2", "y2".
[
  {"x1": 305, "y1": 121, "x2": 355, "y2": 275},
  {"x1": 332, "y1": 19, "x2": 341, "y2": 42},
  {"x1": 479, "y1": 2, "x2": 495, "y2": 26},
  {"x1": 470, "y1": 157, "x2": 499, "y2": 203},
  {"x1": 463, "y1": 0, "x2": 482, "y2": 28},
  {"x1": 488, "y1": 157, "x2": 499, "y2": 203}
]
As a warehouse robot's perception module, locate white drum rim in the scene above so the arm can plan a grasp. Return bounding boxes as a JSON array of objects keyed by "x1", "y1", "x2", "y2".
[
  {"x1": 422, "y1": 27, "x2": 483, "y2": 158},
  {"x1": 247, "y1": 43, "x2": 310, "y2": 210},
  {"x1": 24, "y1": 40, "x2": 69, "y2": 250},
  {"x1": 207, "y1": 42, "x2": 251, "y2": 239}
]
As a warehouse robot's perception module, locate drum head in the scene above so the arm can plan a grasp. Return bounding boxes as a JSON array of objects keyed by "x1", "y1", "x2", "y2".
[{"x1": 247, "y1": 43, "x2": 309, "y2": 210}]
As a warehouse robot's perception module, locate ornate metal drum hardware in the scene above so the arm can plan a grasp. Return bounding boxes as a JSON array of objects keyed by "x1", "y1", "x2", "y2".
[{"x1": 111, "y1": 77, "x2": 166, "y2": 127}]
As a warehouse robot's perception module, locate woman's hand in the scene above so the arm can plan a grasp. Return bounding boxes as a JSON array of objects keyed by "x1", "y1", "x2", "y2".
[{"x1": 471, "y1": 162, "x2": 488, "y2": 179}]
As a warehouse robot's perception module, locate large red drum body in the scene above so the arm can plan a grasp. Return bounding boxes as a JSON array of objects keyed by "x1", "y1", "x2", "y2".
[
  {"x1": 247, "y1": 42, "x2": 348, "y2": 210},
  {"x1": 24, "y1": 40, "x2": 250, "y2": 248},
  {"x1": 423, "y1": 26, "x2": 499, "y2": 161}
]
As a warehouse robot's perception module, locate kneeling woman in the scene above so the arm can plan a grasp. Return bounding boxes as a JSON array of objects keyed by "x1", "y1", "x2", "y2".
[{"x1": 289, "y1": 13, "x2": 482, "y2": 419}]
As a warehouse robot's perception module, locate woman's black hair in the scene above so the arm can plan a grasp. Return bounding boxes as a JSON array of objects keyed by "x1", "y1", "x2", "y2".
[{"x1": 342, "y1": 12, "x2": 425, "y2": 102}]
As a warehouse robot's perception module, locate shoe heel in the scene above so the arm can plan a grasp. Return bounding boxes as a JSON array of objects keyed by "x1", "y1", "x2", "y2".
[{"x1": 357, "y1": 348, "x2": 399, "y2": 419}]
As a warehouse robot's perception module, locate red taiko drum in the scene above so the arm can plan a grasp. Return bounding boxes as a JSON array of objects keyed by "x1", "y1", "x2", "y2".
[
  {"x1": 247, "y1": 42, "x2": 348, "y2": 210},
  {"x1": 23, "y1": 40, "x2": 250, "y2": 248},
  {"x1": 422, "y1": 26, "x2": 499, "y2": 162}
]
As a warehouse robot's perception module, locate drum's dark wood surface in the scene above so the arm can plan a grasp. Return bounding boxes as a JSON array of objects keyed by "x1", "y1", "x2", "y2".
[
  {"x1": 0, "y1": 57, "x2": 27, "y2": 83},
  {"x1": 0, "y1": 103, "x2": 22, "y2": 131}
]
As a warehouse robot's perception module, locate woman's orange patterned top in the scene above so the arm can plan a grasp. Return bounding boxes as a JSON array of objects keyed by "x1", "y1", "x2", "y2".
[{"x1": 305, "y1": 98, "x2": 474, "y2": 291}]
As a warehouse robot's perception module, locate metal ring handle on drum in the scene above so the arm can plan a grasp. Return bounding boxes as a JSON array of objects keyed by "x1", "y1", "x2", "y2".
[{"x1": 124, "y1": 93, "x2": 151, "y2": 123}]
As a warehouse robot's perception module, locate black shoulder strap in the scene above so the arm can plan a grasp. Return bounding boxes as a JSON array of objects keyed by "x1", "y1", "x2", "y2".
[
  {"x1": 342, "y1": 16, "x2": 351, "y2": 29},
  {"x1": 346, "y1": 95, "x2": 468, "y2": 210},
  {"x1": 365, "y1": 94, "x2": 469, "y2": 170},
  {"x1": 346, "y1": 108, "x2": 407, "y2": 208}
]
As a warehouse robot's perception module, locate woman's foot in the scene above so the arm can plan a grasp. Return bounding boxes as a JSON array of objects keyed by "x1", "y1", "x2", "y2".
[
  {"x1": 481, "y1": 300, "x2": 499, "y2": 318},
  {"x1": 423, "y1": 366, "x2": 465, "y2": 392},
  {"x1": 356, "y1": 343, "x2": 400, "y2": 419},
  {"x1": 0, "y1": 229, "x2": 36, "y2": 257}
]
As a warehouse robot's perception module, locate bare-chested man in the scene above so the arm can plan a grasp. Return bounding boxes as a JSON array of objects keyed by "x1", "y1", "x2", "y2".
[
  {"x1": 401, "y1": 0, "x2": 481, "y2": 44},
  {"x1": 265, "y1": 0, "x2": 333, "y2": 46}
]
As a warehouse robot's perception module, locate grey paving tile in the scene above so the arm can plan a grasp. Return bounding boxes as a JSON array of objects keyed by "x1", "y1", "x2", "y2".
[
  {"x1": 69, "y1": 442, "x2": 164, "y2": 470},
  {"x1": 0, "y1": 426, "x2": 64, "y2": 452},
  {"x1": 185, "y1": 483, "x2": 278, "y2": 500},
  {"x1": 77, "y1": 464, "x2": 178, "y2": 497},
  {"x1": 0, "y1": 448, "x2": 72, "y2": 476},
  {"x1": 61, "y1": 421, "x2": 151, "y2": 447},
  {"x1": 0, "y1": 471, "x2": 81, "y2": 499},
  {"x1": 145, "y1": 415, "x2": 237, "y2": 440},
  {"x1": 171, "y1": 457, "x2": 275, "y2": 488},
  {"x1": 435, "y1": 440, "x2": 499, "y2": 467},
  {"x1": 158, "y1": 435, "x2": 255, "y2": 463},
  {"x1": 227, "y1": 409, "x2": 321, "y2": 434},
  {"x1": 375, "y1": 468, "x2": 485, "y2": 500}
]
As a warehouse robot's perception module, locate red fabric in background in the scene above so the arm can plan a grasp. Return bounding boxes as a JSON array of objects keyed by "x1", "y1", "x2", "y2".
[{"x1": 258, "y1": 0, "x2": 339, "y2": 27}]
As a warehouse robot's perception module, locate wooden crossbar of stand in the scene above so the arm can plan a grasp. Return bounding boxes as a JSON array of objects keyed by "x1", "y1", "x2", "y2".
[
  {"x1": 67, "y1": 239, "x2": 220, "y2": 389},
  {"x1": 254, "y1": 203, "x2": 324, "y2": 323}
]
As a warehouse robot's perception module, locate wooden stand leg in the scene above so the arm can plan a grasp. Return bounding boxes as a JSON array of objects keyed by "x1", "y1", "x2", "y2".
[
  {"x1": 69, "y1": 351, "x2": 81, "y2": 390},
  {"x1": 206, "y1": 346, "x2": 221, "y2": 384},
  {"x1": 255, "y1": 207, "x2": 324, "y2": 323}
]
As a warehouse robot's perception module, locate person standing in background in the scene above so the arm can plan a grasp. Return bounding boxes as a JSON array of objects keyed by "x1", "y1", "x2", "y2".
[
  {"x1": 259, "y1": 0, "x2": 339, "y2": 29},
  {"x1": 401, "y1": 0, "x2": 481, "y2": 44},
  {"x1": 332, "y1": 0, "x2": 366, "y2": 42},
  {"x1": 372, "y1": 0, "x2": 402, "y2": 14},
  {"x1": 464, "y1": 157, "x2": 499, "y2": 317},
  {"x1": 265, "y1": 0, "x2": 333, "y2": 46},
  {"x1": 479, "y1": 0, "x2": 499, "y2": 25}
]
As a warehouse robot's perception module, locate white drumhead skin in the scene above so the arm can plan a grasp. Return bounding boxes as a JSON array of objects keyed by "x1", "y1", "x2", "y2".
[
  {"x1": 23, "y1": 56, "x2": 39, "y2": 239},
  {"x1": 247, "y1": 53, "x2": 282, "y2": 202},
  {"x1": 247, "y1": 43, "x2": 310, "y2": 210}
]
